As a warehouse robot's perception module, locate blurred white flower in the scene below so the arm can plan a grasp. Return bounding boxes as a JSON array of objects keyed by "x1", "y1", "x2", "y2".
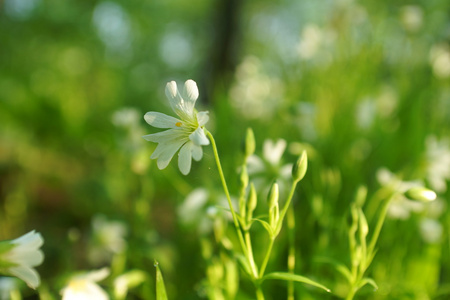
[
  {"x1": 430, "y1": 44, "x2": 450, "y2": 79},
  {"x1": 230, "y1": 56, "x2": 284, "y2": 120},
  {"x1": 143, "y1": 80, "x2": 209, "y2": 175},
  {"x1": 399, "y1": 5, "x2": 423, "y2": 32},
  {"x1": 355, "y1": 98, "x2": 376, "y2": 130},
  {"x1": 89, "y1": 215, "x2": 127, "y2": 265},
  {"x1": 425, "y1": 135, "x2": 450, "y2": 192},
  {"x1": 296, "y1": 24, "x2": 335, "y2": 64},
  {"x1": 61, "y1": 268, "x2": 110, "y2": 300},
  {"x1": 419, "y1": 218, "x2": 443, "y2": 244},
  {"x1": 0, "y1": 277, "x2": 18, "y2": 299},
  {"x1": 112, "y1": 108, "x2": 140, "y2": 129},
  {"x1": 177, "y1": 188, "x2": 234, "y2": 234},
  {"x1": 247, "y1": 139, "x2": 293, "y2": 194},
  {"x1": 0, "y1": 230, "x2": 44, "y2": 289},
  {"x1": 376, "y1": 168, "x2": 425, "y2": 219}
]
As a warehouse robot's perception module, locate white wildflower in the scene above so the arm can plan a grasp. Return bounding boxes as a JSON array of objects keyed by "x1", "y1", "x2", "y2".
[
  {"x1": 419, "y1": 218, "x2": 443, "y2": 244},
  {"x1": 143, "y1": 80, "x2": 209, "y2": 175},
  {"x1": 247, "y1": 139, "x2": 293, "y2": 194},
  {"x1": 0, "y1": 230, "x2": 44, "y2": 289},
  {"x1": 88, "y1": 215, "x2": 128, "y2": 265},
  {"x1": 376, "y1": 168, "x2": 425, "y2": 219},
  {"x1": 61, "y1": 268, "x2": 110, "y2": 300},
  {"x1": 425, "y1": 135, "x2": 450, "y2": 192}
]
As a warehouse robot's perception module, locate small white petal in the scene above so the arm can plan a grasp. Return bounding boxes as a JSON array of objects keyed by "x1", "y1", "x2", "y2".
[
  {"x1": 144, "y1": 112, "x2": 180, "y2": 129},
  {"x1": 9, "y1": 266, "x2": 40, "y2": 289},
  {"x1": 196, "y1": 111, "x2": 209, "y2": 126},
  {"x1": 192, "y1": 144, "x2": 203, "y2": 161},
  {"x1": 183, "y1": 80, "x2": 199, "y2": 102},
  {"x1": 189, "y1": 127, "x2": 209, "y2": 146},
  {"x1": 156, "y1": 139, "x2": 187, "y2": 169},
  {"x1": 165, "y1": 81, "x2": 178, "y2": 101},
  {"x1": 143, "y1": 129, "x2": 184, "y2": 143},
  {"x1": 11, "y1": 231, "x2": 43, "y2": 250},
  {"x1": 178, "y1": 142, "x2": 193, "y2": 175},
  {"x1": 8, "y1": 249, "x2": 44, "y2": 267},
  {"x1": 263, "y1": 139, "x2": 286, "y2": 165},
  {"x1": 150, "y1": 137, "x2": 188, "y2": 160},
  {"x1": 85, "y1": 268, "x2": 110, "y2": 282},
  {"x1": 247, "y1": 155, "x2": 265, "y2": 174}
]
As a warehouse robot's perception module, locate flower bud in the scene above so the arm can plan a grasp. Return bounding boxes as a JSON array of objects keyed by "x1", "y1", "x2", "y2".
[
  {"x1": 244, "y1": 128, "x2": 255, "y2": 159},
  {"x1": 240, "y1": 166, "x2": 249, "y2": 190},
  {"x1": 292, "y1": 150, "x2": 308, "y2": 182},
  {"x1": 404, "y1": 187, "x2": 436, "y2": 202},
  {"x1": 267, "y1": 182, "x2": 279, "y2": 210},
  {"x1": 246, "y1": 183, "x2": 257, "y2": 223}
]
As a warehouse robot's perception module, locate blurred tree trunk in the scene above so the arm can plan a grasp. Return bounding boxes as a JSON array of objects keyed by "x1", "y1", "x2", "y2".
[{"x1": 201, "y1": 0, "x2": 242, "y2": 105}]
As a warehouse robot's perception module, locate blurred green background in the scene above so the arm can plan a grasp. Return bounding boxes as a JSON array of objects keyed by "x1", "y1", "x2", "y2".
[{"x1": 1, "y1": 0, "x2": 449, "y2": 299}]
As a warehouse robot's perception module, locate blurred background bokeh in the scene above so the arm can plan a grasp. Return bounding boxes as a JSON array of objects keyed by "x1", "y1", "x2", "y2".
[{"x1": 1, "y1": 0, "x2": 449, "y2": 298}]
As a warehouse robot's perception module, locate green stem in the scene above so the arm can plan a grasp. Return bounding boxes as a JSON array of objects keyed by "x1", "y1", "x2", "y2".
[
  {"x1": 205, "y1": 131, "x2": 249, "y2": 266},
  {"x1": 245, "y1": 231, "x2": 259, "y2": 278},
  {"x1": 287, "y1": 206, "x2": 296, "y2": 300},
  {"x1": 367, "y1": 194, "x2": 394, "y2": 257},
  {"x1": 276, "y1": 180, "x2": 299, "y2": 236},
  {"x1": 256, "y1": 287, "x2": 265, "y2": 300},
  {"x1": 345, "y1": 288, "x2": 356, "y2": 300},
  {"x1": 259, "y1": 237, "x2": 275, "y2": 277}
]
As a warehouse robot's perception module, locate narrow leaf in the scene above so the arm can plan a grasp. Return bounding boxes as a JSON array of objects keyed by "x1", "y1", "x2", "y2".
[
  {"x1": 155, "y1": 261, "x2": 168, "y2": 300},
  {"x1": 252, "y1": 218, "x2": 274, "y2": 237},
  {"x1": 262, "y1": 272, "x2": 331, "y2": 292},
  {"x1": 357, "y1": 277, "x2": 378, "y2": 291},
  {"x1": 315, "y1": 257, "x2": 353, "y2": 283}
]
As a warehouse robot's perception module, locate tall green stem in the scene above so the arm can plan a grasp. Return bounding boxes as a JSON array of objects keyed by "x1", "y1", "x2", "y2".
[
  {"x1": 367, "y1": 195, "x2": 393, "y2": 256},
  {"x1": 259, "y1": 238, "x2": 275, "y2": 277},
  {"x1": 287, "y1": 206, "x2": 296, "y2": 300},
  {"x1": 276, "y1": 181, "x2": 298, "y2": 236},
  {"x1": 205, "y1": 130, "x2": 250, "y2": 271}
]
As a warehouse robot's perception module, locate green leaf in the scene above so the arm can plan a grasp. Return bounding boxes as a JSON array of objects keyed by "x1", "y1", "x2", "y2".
[
  {"x1": 315, "y1": 257, "x2": 353, "y2": 283},
  {"x1": 155, "y1": 261, "x2": 168, "y2": 300},
  {"x1": 357, "y1": 277, "x2": 378, "y2": 291},
  {"x1": 235, "y1": 254, "x2": 252, "y2": 277},
  {"x1": 261, "y1": 272, "x2": 331, "y2": 293},
  {"x1": 252, "y1": 218, "x2": 274, "y2": 237}
]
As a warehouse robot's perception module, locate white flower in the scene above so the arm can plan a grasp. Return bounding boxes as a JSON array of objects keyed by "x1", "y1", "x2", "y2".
[
  {"x1": 425, "y1": 135, "x2": 450, "y2": 192},
  {"x1": 376, "y1": 168, "x2": 426, "y2": 219},
  {"x1": 143, "y1": 80, "x2": 209, "y2": 175},
  {"x1": 61, "y1": 268, "x2": 110, "y2": 300},
  {"x1": 0, "y1": 230, "x2": 44, "y2": 289},
  {"x1": 88, "y1": 215, "x2": 128, "y2": 265},
  {"x1": 247, "y1": 139, "x2": 293, "y2": 194}
]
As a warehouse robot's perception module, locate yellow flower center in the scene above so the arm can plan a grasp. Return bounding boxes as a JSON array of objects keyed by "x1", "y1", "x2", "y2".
[{"x1": 175, "y1": 122, "x2": 182, "y2": 127}]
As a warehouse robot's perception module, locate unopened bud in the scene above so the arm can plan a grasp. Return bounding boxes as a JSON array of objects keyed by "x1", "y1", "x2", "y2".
[
  {"x1": 267, "y1": 182, "x2": 279, "y2": 210},
  {"x1": 358, "y1": 208, "x2": 369, "y2": 238},
  {"x1": 405, "y1": 187, "x2": 436, "y2": 202},
  {"x1": 240, "y1": 166, "x2": 249, "y2": 190},
  {"x1": 247, "y1": 183, "x2": 257, "y2": 222},
  {"x1": 244, "y1": 128, "x2": 255, "y2": 159},
  {"x1": 292, "y1": 150, "x2": 308, "y2": 182}
]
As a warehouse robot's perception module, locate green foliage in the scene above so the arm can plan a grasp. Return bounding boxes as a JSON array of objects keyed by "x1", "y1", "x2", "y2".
[{"x1": 0, "y1": 0, "x2": 449, "y2": 299}]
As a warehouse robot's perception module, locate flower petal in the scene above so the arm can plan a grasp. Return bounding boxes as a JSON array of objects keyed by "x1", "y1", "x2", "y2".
[
  {"x1": 155, "y1": 139, "x2": 187, "y2": 170},
  {"x1": 143, "y1": 128, "x2": 185, "y2": 143},
  {"x1": 178, "y1": 142, "x2": 193, "y2": 175},
  {"x1": 192, "y1": 144, "x2": 203, "y2": 161},
  {"x1": 9, "y1": 266, "x2": 40, "y2": 289},
  {"x1": 144, "y1": 112, "x2": 180, "y2": 129},
  {"x1": 8, "y1": 249, "x2": 44, "y2": 267},
  {"x1": 189, "y1": 127, "x2": 209, "y2": 146},
  {"x1": 263, "y1": 139, "x2": 286, "y2": 165},
  {"x1": 196, "y1": 111, "x2": 209, "y2": 126},
  {"x1": 183, "y1": 79, "x2": 199, "y2": 103}
]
